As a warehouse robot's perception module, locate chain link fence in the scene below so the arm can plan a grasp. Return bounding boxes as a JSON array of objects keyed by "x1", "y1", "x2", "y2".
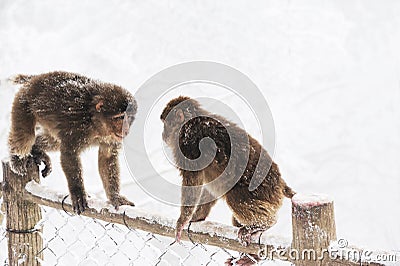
[{"x1": 1, "y1": 205, "x2": 261, "y2": 266}]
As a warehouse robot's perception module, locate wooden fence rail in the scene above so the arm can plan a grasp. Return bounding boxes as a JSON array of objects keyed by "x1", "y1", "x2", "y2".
[{"x1": 1, "y1": 159, "x2": 397, "y2": 265}]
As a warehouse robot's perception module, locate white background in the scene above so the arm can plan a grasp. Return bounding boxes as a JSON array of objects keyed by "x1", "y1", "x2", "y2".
[{"x1": 1, "y1": 0, "x2": 399, "y2": 264}]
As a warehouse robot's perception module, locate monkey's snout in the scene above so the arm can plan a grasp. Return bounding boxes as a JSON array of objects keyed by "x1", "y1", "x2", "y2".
[{"x1": 122, "y1": 124, "x2": 130, "y2": 137}]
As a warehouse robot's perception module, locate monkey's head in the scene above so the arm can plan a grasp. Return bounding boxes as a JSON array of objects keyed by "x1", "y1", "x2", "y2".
[
  {"x1": 92, "y1": 86, "x2": 137, "y2": 143},
  {"x1": 160, "y1": 96, "x2": 200, "y2": 146}
]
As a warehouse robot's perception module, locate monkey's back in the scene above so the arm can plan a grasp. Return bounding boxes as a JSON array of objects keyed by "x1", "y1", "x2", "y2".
[
  {"x1": 177, "y1": 112, "x2": 288, "y2": 204},
  {"x1": 216, "y1": 122, "x2": 289, "y2": 226},
  {"x1": 15, "y1": 72, "x2": 99, "y2": 140},
  {"x1": 21, "y1": 72, "x2": 94, "y2": 119}
]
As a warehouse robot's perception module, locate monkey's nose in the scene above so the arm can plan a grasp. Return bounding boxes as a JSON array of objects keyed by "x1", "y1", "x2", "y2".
[
  {"x1": 122, "y1": 129, "x2": 129, "y2": 137},
  {"x1": 122, "y1": 124, "x2": 130, "y2": 137}
]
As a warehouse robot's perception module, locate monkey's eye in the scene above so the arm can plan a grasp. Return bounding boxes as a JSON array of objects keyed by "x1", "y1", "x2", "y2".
[
  {"x1": 127, "y1": 114, "x2": 135, "y2": 124},
  {"x1": 112, "y1": 113, "x2": 125, "y2": 120}
]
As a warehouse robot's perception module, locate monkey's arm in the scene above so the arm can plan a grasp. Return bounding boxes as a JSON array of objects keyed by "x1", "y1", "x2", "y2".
[
  {"x1": 30, "y1": 132, "x2": 60, "y2": 177},
  {"x1": 176, "y1": 171, "x2": 204, "y2": 242},
  {"x1": 98, "y1": 143, "x2": 135, "y2": 209},
  {"x1": 190, "y1": 189, "x2": 217, "y2": 222},
  {"x1": 60, "y1": 145, "x2": 88, "y2": 214}
]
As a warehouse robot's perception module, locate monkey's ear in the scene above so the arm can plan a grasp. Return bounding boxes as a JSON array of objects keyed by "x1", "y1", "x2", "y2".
[
  {"x1": 176, "y1": 109, "x2": 185, "y2": 123},
  {"x1": 93, "y1": 95, "x2": 104, "y2": 112},
  {"x1": 96, "y1": 100, "x2": 104, "y2": 112}
]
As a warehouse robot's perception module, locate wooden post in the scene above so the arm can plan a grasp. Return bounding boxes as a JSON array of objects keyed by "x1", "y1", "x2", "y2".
[
  {"x1": 2, "y1": 160, "x2": 43, "y2": 266},
  {"x1": 0, "y1": 186, "x2": 4, "y2": 224},
  {"x1": 291, "y1": 193, "x2": 336, "y2": 266}
]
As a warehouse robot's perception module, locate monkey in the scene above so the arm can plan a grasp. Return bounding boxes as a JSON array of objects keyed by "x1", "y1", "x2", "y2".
[
  {"x1": 160, "y1": 96, "x2": 295, "y2": 258},
  {"x1": 8, "y1": 71, "x2": 137, "y2": 214}
]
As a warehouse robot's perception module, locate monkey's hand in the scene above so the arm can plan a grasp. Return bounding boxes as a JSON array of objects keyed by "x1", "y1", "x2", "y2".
[
  {"x1": 31, "y1": 150, "x2": 52, "y2": 177},
  {"x1": 70, "y1": 187, "x2": 88, "y2": 215},
  {"x1": 109, "y1": 195, "x2": 135, "y2": 210},
  {"x1": 238, "y1": 225, "x2": 267, "y2": 247},
  {"x1": 10, "y1": 154, "x2": 32, "y2": 176},
  {"x1": 225, "y1": 254, "x2": 260, "y2": 266},
  {"x1": 175, "y1": 218, "x2": 188, "y2": 243}
]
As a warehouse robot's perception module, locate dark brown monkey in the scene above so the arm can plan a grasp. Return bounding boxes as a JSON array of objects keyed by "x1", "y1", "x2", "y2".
[
  {"x1": 160, "y1": 96, "x2": 295, "y2": 248},
  {"x1": 8, "y1": 71, "x2": 137, "y2": 214}
]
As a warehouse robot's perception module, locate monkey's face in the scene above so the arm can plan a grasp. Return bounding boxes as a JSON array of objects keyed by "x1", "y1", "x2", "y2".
[
  {"x1": 93, "y1": 95, "x2": 137, "y2": 143},
  {"x1": 161, "y1": 108, "x2": 185, "y2": 147},
  {"x1": 161, "y1": 96, "x2": 199, "y2": 147},
  {"x1": 105, "y1": 112, "x2": 134, "y2": 142}
]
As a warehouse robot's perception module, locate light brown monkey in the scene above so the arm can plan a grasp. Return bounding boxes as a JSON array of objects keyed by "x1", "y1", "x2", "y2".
[
  {"x1": 160, "y1": 96, "x2": 295, "y2": 250},
  {"x1": 8, "y1": 71, "x2": 137, "y2": 214}
]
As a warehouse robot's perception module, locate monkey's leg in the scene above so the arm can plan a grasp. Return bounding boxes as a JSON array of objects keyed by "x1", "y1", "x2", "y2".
[
  {"x1": 98, "y1": 143, "x2": 135, "y2": 209},
  {"x1": 237, "y1": 224, "x2": 273, "y2": 247},
  {"x1": 233, "y1": 216, "x2": 272, "y2": 246},
  {"x1": 190, "y1": 189, "x2": 217, "y2": 222},
  {"x1": 236, "y1": 208, "x2": 277, "y2": 247},
  {"x1": 176, "y1": 171, "x2": 204, "y2": 242},
  {"x1": 8, "y1": 97, "x2": 36, "y2": 175},
  {"x1": 31, "y1": 133, "x2": 60, "y2": 177},
  {"x1": 227, "y1": 191, "x2": 278, "y2": 246},
  {"x1": 60, "y1": 145, "x2": 88, "y2": 214}
]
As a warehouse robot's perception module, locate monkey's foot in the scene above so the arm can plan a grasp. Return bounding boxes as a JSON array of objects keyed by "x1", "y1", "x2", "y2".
[
  {"x1": 31, "y1": 150, "x2": 52, "y2": 177},
  {"x1": 225, "y1": 254, "x2": 260, "y2": 266},
  {"x1": 109, "y1": 195, "x2": 135, "y2": 210},
  {"x1": 238, "y1": 225, "x2": 267, "y2": 247},
  {"x1": 175, "y1": 226, "x2": 184, "y2": 243},
  {"x1": 70, "y1": 190, "x2": 89, "y2": 215},
  {"x1": 10, "y1": 154, "x2": 32, "y2": 176}
]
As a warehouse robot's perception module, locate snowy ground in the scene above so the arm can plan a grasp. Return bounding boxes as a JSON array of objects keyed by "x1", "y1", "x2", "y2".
[{"x1": 1, "y1": 0, "x2": 399, "y2": 265}]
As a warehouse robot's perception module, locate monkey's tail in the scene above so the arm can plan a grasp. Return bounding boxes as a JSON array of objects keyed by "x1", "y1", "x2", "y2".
[
  {"x1": 9, "y1": 74, "x2": 35, "y2": 84},
  {"x1": 283, "y1": 185, "x2": 296, "y2": 198}
]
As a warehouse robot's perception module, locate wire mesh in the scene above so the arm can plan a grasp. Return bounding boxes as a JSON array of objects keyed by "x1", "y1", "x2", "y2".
[{"x1": 0, "y1": 205, "x2": 248, "y2": 266}]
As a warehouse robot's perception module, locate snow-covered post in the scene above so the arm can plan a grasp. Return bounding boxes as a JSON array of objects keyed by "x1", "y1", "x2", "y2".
[
  {"x1": 291, "y1": 194, "x2": 336, "y2": 266},
  {"x1": 2, "y1": 160, "x2": 43, "y2": 265}
]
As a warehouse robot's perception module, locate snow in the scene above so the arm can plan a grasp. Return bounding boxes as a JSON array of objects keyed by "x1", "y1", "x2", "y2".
[
  {"x1": 25, "y1": 181, "x2": 66, "y2": 203},
  {"x1": 1, "y1": 1, "x2": 400, "y2": 265},
  {"x1": 189, "y1": 220, "x2": 238, "y2": 240},
  {"x1": 292, "y1": 193, "x2": 332, "y2": 207},
  {"x1": 17, "y1": 255, "x2": 26, "y2": 265},
  {"x1": 259, "y1": 231, "x2": 291, "y2": 249},
  {"x1": 27, "y1": 180, "x2": 293, "y2": 247},
  {"x1": 26, "y1": 180, "x2": 290, "y2": 247},
  {"x1": 26, "y1": 180, "x2": 113, "y2": 212},
  {"x1": 26, "y1": 180, "x2": 176, "y2": 226},
  {"x1": 121, "y1": 207, "x2": 176, "y2": 229}
]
